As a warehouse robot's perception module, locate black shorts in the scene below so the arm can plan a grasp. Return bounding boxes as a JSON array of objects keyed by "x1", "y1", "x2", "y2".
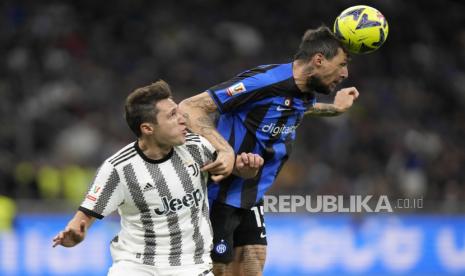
[{"x1": 209, "y1": 200, "x2": 267, "y2": 264}]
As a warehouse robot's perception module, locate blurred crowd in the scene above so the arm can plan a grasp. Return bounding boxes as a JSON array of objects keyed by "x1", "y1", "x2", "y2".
[{"x1": 1, "y1": 0, "x2": 464, "y2": 213}]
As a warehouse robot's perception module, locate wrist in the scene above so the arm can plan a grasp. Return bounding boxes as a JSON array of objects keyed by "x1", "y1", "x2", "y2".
[{"x1": 333, "y1": 103, "x2": 347, "y2": 113}]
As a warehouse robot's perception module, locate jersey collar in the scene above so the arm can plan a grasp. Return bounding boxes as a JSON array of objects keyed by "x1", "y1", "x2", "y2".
[{"x1": 134, "y1": 141, "x2": 174, "y2": 164}]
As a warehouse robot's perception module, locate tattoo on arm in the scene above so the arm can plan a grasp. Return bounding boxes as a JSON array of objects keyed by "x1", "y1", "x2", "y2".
[
  {"x1": 197, "y1": 115, "x2": 215, "y2": 135},
  {"x1": 304, "y1": 103, "x2": 342, "y2": 117},
  {"x1": 183, "y1": 95, "x2": 217, "y2": 112},
  {"x1": 209, "y1": 110, "x2": 220, "y2": 125},
  {"x1": 182, "y1": 93, "x2": 233, "y2": 153},
  {"x1": 196, "y1": 115, "x2": 231, "y2": 151}
]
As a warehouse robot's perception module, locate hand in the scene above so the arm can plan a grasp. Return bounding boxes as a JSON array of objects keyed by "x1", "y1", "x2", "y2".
[
  {"x1": 201, "y1": 149, "x2": 235, "y2": 182},
  {"x1": 333, "y1": 87, "x2": 359, "y2": 112},
  {"x1": 234, "y1": 152, "x2": 264, "y2": 179},
  {"x1": 52, "y1": 220, "x2": 87, "y2": 248}
]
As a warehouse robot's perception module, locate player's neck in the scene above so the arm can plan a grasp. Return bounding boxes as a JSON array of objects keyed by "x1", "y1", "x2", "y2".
[
  {"x1": 137, "y1": 138, "x2": 173, "y2": 161},
  {"x1": 292, "y1": 60, "x2": 312, "y2": 92}
]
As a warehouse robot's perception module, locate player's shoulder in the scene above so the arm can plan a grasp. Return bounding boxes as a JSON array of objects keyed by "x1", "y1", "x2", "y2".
[
  {"x1": 104, "y1": 142, "x2": 138, "y2": 167},
  {"x1": 235, "y1": 63, "x2": 293, "y2": 90},
  {"x1": 237, "y1": 63, "x2": 282, "y2": 78}
]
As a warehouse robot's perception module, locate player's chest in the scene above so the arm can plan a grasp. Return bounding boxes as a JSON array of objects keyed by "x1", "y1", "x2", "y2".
[
  {"x1": 242, "y1": 96, "x2": 308, "y2": 123},
  {"x1": 241, "y1": 97, "x2": 308, "y2": 138},
  {"x1": 122, "y1": 154, "x2": 205, "y2": 215}
]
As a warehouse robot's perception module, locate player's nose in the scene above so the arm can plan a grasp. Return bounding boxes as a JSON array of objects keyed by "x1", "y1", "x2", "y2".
[
  {"x1": 340, "y1": 66, "x2": 348, "y2": 79},
  {"x1": 178, "y1": 112, "x2": 186, "y2": 125}
]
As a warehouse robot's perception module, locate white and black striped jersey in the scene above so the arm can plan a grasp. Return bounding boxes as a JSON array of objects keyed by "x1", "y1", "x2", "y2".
[{"x1": 79, "y1": 133, "x2": 216, "y2": 268}]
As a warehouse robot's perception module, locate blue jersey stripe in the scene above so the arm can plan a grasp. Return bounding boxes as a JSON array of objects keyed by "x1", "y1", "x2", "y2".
[
  {"x1": 225, "y1": 178, "x2": 244, "y2": 207},
  {"x1": 256, "y1": 160, "x2": 283, "y2": 202},
  {"x1": 279, "y1": 112, "x2": 298, "y2": 141},
  {"x1": 233, "y1": 118, "x2": 247, "y2": 150},
  {"x1": 216, "y1": 115, "x2": 234, "y2": 145},
  {"x1": 210, "y1": 64, "x2": 293, "y2": 113},
  {"x1": 207, "y1": 63, "x2": 315, "y2": 208}
]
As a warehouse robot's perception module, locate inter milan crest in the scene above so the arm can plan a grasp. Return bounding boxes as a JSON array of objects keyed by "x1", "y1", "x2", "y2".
[{"x1": 214, "y1": 239, "x2": 228, "y2": 255}]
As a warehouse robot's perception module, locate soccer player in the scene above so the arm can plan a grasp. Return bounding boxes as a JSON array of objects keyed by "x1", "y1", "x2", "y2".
[
  {"x1": 179, "y1": 26, "x2": 359, "y2": 275},
  {"x1": 52, "y1": 80, "x2": 263, "y2": 276}
]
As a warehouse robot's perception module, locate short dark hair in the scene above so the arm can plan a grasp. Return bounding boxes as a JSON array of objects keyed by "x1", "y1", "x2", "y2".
[
  {"x1": 124, "y1": 80, "x2": 172, "y2": 137},
  {"x1": 294, "y1": 25, "x2": 348, "y2": 61}
]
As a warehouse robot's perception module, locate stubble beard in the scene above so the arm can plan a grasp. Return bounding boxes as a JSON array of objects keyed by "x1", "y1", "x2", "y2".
[{"x1": 306, "y1": 75, "x2": 332, "y2": 95}]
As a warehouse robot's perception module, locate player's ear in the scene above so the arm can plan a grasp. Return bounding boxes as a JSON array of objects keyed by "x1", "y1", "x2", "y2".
[
  {"x1": 140, "y1": 122, "x2": 154, "y2": 136},
  {"x1": 312, "y1": 53, "x2": 325, "y2": 67}
]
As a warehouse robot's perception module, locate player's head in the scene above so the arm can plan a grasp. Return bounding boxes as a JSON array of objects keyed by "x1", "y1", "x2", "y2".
[
  {"x1": 125, "y1": 80, "x2": 187, "y2": 146},
  {"x1": 294, "y1": 25, "x2": 349, "y2": 94}
]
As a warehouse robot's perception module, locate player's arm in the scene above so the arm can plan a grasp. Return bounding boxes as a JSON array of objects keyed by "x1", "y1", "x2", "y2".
[
  {"x1": 305, "y1": 87, "x2": 359, "y2": 117},
  {"x1": 52, "y1": 210, "x2": 95, "y2": 248},
  {"x1": 232, "y1": 153, "x2": 264, "y2": 179},
  {"x1": 179, "y1": 92, "x2": 235, "y2": 182}
]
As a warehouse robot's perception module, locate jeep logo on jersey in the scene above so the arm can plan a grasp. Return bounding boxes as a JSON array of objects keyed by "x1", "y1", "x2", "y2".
[
  {"x1": 154, "y1": 188, "x2": 203, "y2": 215},
  {"x1": 261, "y1": 123, "x2": 298, "y2": 136},
  {"x1": 226, "y1": 82, "x2": 246, "y2": 96}
]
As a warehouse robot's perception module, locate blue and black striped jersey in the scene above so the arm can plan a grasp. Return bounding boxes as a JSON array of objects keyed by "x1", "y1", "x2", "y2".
[{"x1": 207, "y1": 63, "x2": 316, "y2": 209}]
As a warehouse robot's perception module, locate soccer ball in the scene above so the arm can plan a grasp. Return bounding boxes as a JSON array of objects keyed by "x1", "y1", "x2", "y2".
[{"x1": 333, "y1": 5, "x2": 389, "y2": 54}]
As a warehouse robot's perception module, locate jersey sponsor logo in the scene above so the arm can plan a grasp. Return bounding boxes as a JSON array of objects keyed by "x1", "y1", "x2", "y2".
[
  {"x1": 154, "y1": 188, "x2": 203, "y2": 215},
  {"x1": 226, "y1": 82, "x2": 246, "y2": 96},
  {"x1": 260, "y1": 232, "x2": 267, "y2": 238},
  {"x1": 261, "y1": 123, "x2": 298, "y2": 136}
]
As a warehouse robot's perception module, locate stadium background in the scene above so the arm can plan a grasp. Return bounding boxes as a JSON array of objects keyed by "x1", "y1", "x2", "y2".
[{"x1": 1, "y1": 0, "x2": 464, "y2": 275}]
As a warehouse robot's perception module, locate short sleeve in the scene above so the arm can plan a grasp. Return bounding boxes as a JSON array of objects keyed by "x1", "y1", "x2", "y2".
[
  {"x1": 79, "y1": 161, "x2": 123, "y2": 219},
  {"x1": 208, "y1": 64, "x2": 296, "y2": 113},
  {"x1": 207, "y1": 76, "x2": 264, "y2": 114}
]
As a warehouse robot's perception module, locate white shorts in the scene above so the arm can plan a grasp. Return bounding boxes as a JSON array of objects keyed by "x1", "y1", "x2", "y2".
[{"x1": 108, "y1": 260, "x2": 213, "y2": 276}]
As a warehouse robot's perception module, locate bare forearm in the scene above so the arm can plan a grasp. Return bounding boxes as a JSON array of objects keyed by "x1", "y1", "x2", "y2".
[
  {"x1": 179, "y1": 94, "x2": 233, "y2": 154},
  {"x1": 306, "y1": 87, "x2": 359, "y2": 117},
  {"x1": 193, "y1": 114, "x2": 232, "y2": 153},
  {"x1": 304, "y1": 103, "x2": 343, "y2": 117},
  {"x1": 180, "y1": 92, "x2": 236, "y2": 180},
  {"x1": 69, "y1": 211, "x2": 95, "y2": 229},
  {"x1": 65, "y1": 211, "x2": 95, "y2": 246},
  {"x1": 53, "y1": 211, "x2": 95, "y2": 248}
]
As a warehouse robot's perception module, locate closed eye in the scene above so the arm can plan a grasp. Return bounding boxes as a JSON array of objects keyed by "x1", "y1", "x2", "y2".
[{"x1": 168, "y1": 108, "x2": 177, "y2": 118}]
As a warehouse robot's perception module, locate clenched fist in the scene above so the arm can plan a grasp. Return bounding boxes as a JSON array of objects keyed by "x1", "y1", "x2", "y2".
[{"x1": 333, "y1": 87, "x2": 359, "y2": 112}]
